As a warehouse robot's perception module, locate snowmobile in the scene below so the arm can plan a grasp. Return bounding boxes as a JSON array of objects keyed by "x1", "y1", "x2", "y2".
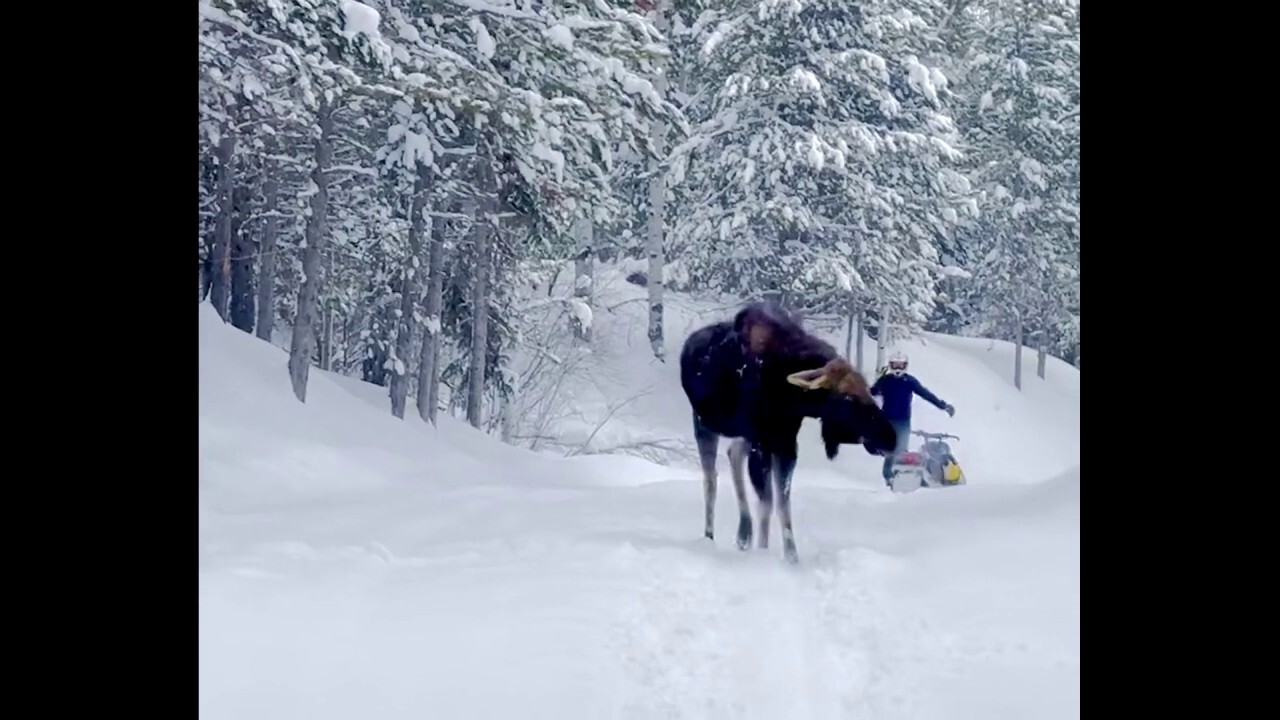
[{"x1": 888, "y1": 430, "x2": 967, "y2": 492}]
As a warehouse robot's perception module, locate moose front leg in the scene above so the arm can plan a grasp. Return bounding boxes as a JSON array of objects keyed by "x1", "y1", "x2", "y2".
[
  {"x1": 771, "y1": 451, "x2": 800, "y2": 564},
  {"x1": 747, "y1": 444, "x2": 773, "y2": 549},
  {"x1": 693, "y1": 414, "x2": 720, "y2": 541},
  {"x1": 727, "y1": 438, "x2": 752, "y2": 550}
]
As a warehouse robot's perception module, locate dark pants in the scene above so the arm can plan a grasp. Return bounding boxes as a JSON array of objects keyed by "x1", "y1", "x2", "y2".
[{"x1": 881, "y1": 420, "x2": 912, "y2": 482}]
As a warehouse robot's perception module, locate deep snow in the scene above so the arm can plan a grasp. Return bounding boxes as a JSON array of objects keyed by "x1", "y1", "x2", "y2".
[{"x1": 199, "y1": 278, "x2": 1079, "y2": 720}]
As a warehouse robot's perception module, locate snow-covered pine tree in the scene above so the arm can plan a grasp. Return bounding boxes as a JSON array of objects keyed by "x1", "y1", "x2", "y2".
[
  {"x1": 668, "y1": 0, "x2": 967, "y2": 338},
  {"x1": 948, "y1": 0, "x2": 1079, "y2": 386},
  {"x1": 199, "y1": 17, "x2": 259, "y2": 323},
  {"x1": 361, "y1": 1, "x2": 502, "y2": 420},
  {"x1": 202, "y1": 0, "x2": 408, "y2": 401},
  {"x1": 374, "y1": 92, "x2": 435, "y2": 419},
  {"x1": 400, "y1": 0, "x2": 685, "y2": 426}
]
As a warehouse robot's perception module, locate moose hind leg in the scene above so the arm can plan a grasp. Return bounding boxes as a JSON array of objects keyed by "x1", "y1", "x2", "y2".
[
  {"x1": 727, "y1": 438, "x2": 752, "y2": 550},
  {"x1": 693, "y1": 415, "x2": 719, "y2": 540},
  {"x1": 747, "y1": 445, "x2": 773, "y2": 549},
  {"x1": 772, "y1": 452, "x2": 800, "y2": 564}
]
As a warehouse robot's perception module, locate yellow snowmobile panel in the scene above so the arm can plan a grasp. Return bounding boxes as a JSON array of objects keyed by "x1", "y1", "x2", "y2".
[{"x1": 943, "y1": 460, "x2": 964, "y2": 484}]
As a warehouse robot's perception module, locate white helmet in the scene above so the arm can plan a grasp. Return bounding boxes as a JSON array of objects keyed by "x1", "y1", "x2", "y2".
[{"x1": 887, "y1": 350, "x2": 908, "y2": 376}]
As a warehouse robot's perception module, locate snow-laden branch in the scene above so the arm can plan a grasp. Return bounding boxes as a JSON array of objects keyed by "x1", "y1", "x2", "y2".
[
  {"x1": 443, "y1": 0, "x2": 539, "y2": 21},
  {"x1": 198, "y1": 1, "x2": 316, "y2": 106},
  {"x1": 326, "y1": 164, "x2": 378, "y2": 177}
]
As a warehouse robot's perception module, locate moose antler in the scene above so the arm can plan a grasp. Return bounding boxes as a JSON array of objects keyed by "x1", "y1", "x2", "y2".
[
  {"x1": 786, "y1": 368, "x2": 828, "y2": 389},
  {"x1": 785, "y1": 358, "x2": 872, "y2": 400}
]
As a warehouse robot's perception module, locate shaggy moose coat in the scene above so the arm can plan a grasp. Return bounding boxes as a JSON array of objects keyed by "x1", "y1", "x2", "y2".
[{"x1": 679, "y1": 302, "x2": 896, "y2": 563}]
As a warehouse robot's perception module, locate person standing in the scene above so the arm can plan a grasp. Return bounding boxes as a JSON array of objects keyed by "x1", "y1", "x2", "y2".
[{"x1": 870, "y1": 351, "x2": 955, "y2": 485}]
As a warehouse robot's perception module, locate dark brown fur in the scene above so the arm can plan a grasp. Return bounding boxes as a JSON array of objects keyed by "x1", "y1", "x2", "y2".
[
  {"x1": 681, "y1": 301, "x2": 897, "y2": 563},
  {"x1": 734, "y1": 302, "x2": 871, "y2": 398}
]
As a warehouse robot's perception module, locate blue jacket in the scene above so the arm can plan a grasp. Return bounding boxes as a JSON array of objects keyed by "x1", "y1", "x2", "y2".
[{"x1": 869, "y1": 372, "x2": 948, "y2": 424}]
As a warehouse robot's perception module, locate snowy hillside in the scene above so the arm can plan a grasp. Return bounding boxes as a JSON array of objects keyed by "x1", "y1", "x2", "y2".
[
  {"x1": 199, "y1": 287, "x2": 1079, "y2": 720},
  {"x1": 502, "y1": 262, "x2": 1079, "y2": 488}
]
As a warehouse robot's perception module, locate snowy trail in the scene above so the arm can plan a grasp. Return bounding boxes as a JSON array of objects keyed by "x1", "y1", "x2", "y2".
[
  {"x1": 201, "y1": 473, "x2": 1078, "y2": 720},
  {"x1": 609, "y1": 536, "x2": 849, "y2": 720}
]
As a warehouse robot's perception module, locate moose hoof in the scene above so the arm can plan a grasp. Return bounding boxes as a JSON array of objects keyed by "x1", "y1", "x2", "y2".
[
  {"x1": 736, "y1": 516, "x2": 753, "y2": 550},
  {"x1": 783, "y1": 540, "x2": 799, "y2": 564}
]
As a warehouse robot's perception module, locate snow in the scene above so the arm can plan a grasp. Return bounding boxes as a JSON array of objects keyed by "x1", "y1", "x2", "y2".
[
  {"x1": 471, "y1": 17, "x2": 495, "y2": 61},
  {"x1": 567, "y1": 297, "x2": 593, "y2": 332},
  {"x1": 621, "y1": 73, "x2": 656, "y2": 99},
  {"x1": 340, "y1": 0, "x2": 382, "y2": 42},
  {"x1": 830, "y1": 146, "x2": 846, "y2": 170},
  {"x1": 905, "y1": 55, "x2": 940, "y2": 106},
  {"x1": 200, "y1": 267, "x2": 1078, "y2": 719},
  {"x1": 395, "y1": 18, "x2": 420, "y2": 43},
  {"x1": 1020, "y1": 156, "x2": 1048, "y2": 190},
  {"x1": 402, "y1": 129, "x2": 435, "y2": 167},
  {"x1": 448, "y1": 0, "x2": 539, "y2": 21},
  {"x1": 791, "y1": 67, "x2": 822, "y2": 95},
  {"x1": 805, "y1": 135, "x2": 825, "y2": 171},
  {"x1": 545, "y1": 23, "x2": 574, "y2": 52},
  {"x1": 402, "y1": 72, "x2": 429, "y2": 89},
  {"x1": 530, "y1": 140, "x2": 566, "y2": 183},
  {"x1": 240, "y1": 73, "x2": 264, "y2": 100}
]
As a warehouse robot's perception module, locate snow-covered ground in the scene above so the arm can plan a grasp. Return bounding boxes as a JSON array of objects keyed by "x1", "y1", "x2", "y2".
[{"x1": 199, "y1": 275, "x2": 1079, "y2": 720}]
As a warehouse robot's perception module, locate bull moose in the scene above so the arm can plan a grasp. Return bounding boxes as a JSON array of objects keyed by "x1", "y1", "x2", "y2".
[{"x1": 679, "y1": 302, "x2": 897, "y2": 563}]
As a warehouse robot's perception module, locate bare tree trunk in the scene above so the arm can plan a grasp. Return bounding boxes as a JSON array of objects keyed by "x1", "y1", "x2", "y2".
[
  {"x1": 500, "y1": 371, "x2": 518, "y2": 444},
  {"x1": 229, "y1": 185, "x2": 256, "y2": 332},
  {"x1": 468, "y1": 155, "x2": 494, "y2": 429},
  {"x1": 341, "y1": 318, "x2": 351, "y2": 373},
  {"x1": 572, "y1": 210, "x2": 594, "y2": 343},
  {"x1": 1013, "y1": 311, "x2": 1024, "y2": 391},
  {"x1": 1036, "y1": 333, "x2": 1048, "y2": 379},
  {"x1": 843, "y1": 301, "x2": 854, "y2": 359},
  {"x1": 430, "y1": 340, "x2": 445, "y2": 417},
  {"x1": 210, "y1": 124, "x2": 236, "y2": 320},
  {"x1": 255, "y1": 156, "x2": 280, "y2": 342},
  {"x1": 361, "y1": 272, "x2": 394, "y2": 386},
  {"x1": 874, "y1": 309, "x2": 887, "y2": 370},
  {"x1": 320, "y1": 250, "x2": 336, "y2": 371},
  {"x1": 417, "y1": 201, "x2": 448, "y2": 424},
  {"x1": 391, "y1": 164, "x2": 430, "y2": 419},
  {"x1": 362, "y1": 329, "x2": 391, "y2": 384},
  {"x1": 287, "y1": 99, "x2": 334, "y2": 403},
  {"x1": 855, "y1": 309, "x2": 866, "y2": 372},
  {"x1": 645, "y1": 2, "x2": 668, "y2": 362}
]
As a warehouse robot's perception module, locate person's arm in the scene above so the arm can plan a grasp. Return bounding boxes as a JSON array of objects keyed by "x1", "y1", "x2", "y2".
[
  {"x1": 911, "y1": 376, "x2": 953, "y2": 414},
  {"x1": 870, "y1": 375, "x2": 884, "y2": 397}
]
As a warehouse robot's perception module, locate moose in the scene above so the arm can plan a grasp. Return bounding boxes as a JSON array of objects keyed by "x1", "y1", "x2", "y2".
[{"x1": 679, "y1": 302, "x2": 898, "y2": 563}]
